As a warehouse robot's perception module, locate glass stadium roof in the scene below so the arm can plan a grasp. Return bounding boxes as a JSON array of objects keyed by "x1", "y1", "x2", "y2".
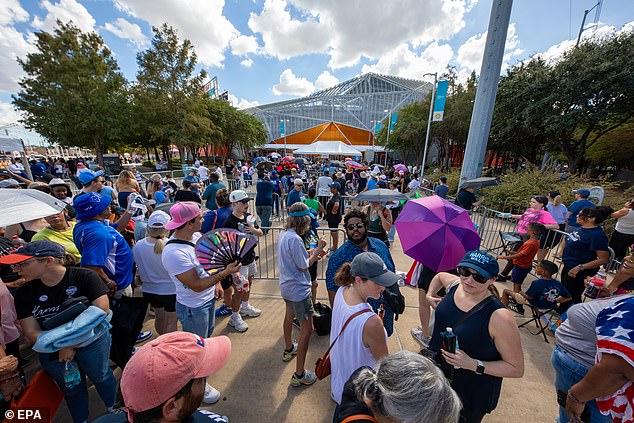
[{"x1": 245, "y1": 73, "x2": 431, "y2": 142}]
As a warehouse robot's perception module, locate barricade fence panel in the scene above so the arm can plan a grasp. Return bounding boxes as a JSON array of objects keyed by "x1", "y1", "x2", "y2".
[{"x1": 252, "y1": 227, "x2": 347, "y2": 281}]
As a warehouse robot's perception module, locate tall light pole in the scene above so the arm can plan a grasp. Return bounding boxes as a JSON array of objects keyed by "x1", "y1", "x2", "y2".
[
  {"x1": 419, "y1": 72, "x2": 437, "y2": 183},
  {"x1": 383, "y1": 110, "x2": 390, "y2": 166},
  {"x1": 280, "y1": 118, "x2": 288, "y2": 155}
]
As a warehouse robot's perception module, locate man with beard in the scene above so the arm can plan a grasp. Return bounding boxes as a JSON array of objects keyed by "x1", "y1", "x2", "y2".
[
  {"x1": 325, "y1": 209, "x2": 396, "y2": 336},
  {"x1": 93, "y1": 332, "x2": 231, "y2": 423}
]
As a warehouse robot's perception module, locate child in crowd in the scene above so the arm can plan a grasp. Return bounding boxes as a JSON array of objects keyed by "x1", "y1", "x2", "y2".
[
  {"x1": 501, "y1": 260, "x2": 572, "y2": 314},
  {"x1": 497, "y1": 223, "x2": 545, "y2": 294}
]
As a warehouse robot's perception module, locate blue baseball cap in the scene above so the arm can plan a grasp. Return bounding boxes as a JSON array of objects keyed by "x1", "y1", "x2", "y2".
[
  {"x1": 573, "y1": 188, "x2": 590, "y2": 198},
  {"x1": 74, "y1": 192, "x2": 112, "y2": 220},
  {"x1": 457, "y1": 250, "x2": 499, "y2": 279},
  {"x1": 328, "y1": 182, "x2": 341, "y2": 191},
  {"x1": 77, "y1": 169, "x2": 104, "y2": 185}
]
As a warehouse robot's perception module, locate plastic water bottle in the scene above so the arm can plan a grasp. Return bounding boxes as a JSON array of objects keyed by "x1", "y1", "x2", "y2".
[
  {"x1": 64, "y1": 360, "x2": 81, "y2": 389},
  {"x1": 584, "y1": 266, "x2": 607, "y2": 299},
  {"x1": 11, "y1": 235, "x2": 26, "y2": 247},
  {"x1": 441, "y1": 327, "x2": 460, "y2": 369}
]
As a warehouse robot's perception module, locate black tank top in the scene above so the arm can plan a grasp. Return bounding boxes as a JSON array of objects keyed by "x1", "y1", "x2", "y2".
[
  {"x1": 19, "y1": 223, "x2": 38, "y2": 242},
  {"x1": 429, "y1": 285, "x2": 505, "y2": 414}
]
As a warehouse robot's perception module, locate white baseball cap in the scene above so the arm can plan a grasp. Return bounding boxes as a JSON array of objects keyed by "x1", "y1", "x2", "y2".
[
  {"x1": 148, "y1": 210, "x2": 171, "y2": 228},
  {"x1": 229, "y1": 190, "x2": 250, "y2": 203}
]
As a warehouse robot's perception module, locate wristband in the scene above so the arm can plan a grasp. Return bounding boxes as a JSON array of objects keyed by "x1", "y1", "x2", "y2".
[{"x1": 567, "y1": 391, "x2": 585, "y2": 404}]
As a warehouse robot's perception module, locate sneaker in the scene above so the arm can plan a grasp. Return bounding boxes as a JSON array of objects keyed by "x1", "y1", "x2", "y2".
[
  {"x1": 228, "y1": 314, "x2": 249, "y2": 332},
  {"x1": 239, "y1": 304, "x2": 262, "y2": 318},
  {"x1": 135, "y1": 331, "x2": 153, "y2": 344},
  {"x1": 282, "y1": 342, "x2": 298, "y2": 362},
  {"x1": 292, "y1": 318, "x2": 300, "y2": 329},
  {"x1": 495, "y1": 274, "x2": 509, "y2": 282},
  {"x1": 203, "y1": 383, "x2": 221, "y2": 404},
  {"x1": 410, "y1": 327, "x2": 431, "y2": 347},
  {"x1": 290, "y1": 370, "x2": 317, "y2": 387},
  {"x1": 215, "y1": 304, "x2": 232, "y2": 317}
]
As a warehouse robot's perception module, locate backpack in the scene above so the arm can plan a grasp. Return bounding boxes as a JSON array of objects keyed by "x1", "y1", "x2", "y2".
[{"x1": 382, "y1": 283, "x2": 405, "y2": 321}]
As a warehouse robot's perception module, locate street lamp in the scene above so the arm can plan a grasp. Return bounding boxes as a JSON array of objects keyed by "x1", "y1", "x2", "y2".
[
  {"x1": 383, "y1": 109, "x2": 391, "y2": 166},
  {"x1": 280, "y1": 118, "x2": 288, "y2": 155},
  {"x1": 419, "y1": 72, "x2": 437, "y2": 184}
]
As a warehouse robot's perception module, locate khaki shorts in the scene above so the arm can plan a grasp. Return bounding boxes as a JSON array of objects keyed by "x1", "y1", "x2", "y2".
[{"x1": 284, "y1": 296, "x2": 314, "y2": 322}]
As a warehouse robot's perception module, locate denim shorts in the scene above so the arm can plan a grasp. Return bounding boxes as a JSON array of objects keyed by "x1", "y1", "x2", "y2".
[{"x1": 285, "y1": 296, "x2": 314, "y2": 322}]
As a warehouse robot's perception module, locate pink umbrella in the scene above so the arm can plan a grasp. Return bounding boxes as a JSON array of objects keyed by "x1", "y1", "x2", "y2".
[
  {"x1": 394, "y1": 196, "x2": 480, "y2": 272},
  {"x1": 345, "y1": 160, "x2": 364, "y2": 169},
  {"x1": 393, "y1": 163, "x2": 408, "y2": 173}
]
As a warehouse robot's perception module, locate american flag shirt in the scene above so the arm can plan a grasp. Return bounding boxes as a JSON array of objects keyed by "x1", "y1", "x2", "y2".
[{"x1": 596, "y1": 296, "x2": 634, "y2": 423}]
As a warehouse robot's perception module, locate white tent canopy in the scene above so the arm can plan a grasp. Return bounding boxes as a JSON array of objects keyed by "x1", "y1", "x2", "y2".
[
  {"x1": 0, "y1": 189, "x2": 67, "y2": 227},
  {"x1": 0, "y1": 137, "x2": 24, "y2": 153},
  {"x1": 293, "y1": 141, "x2": 362, "y2": 156}
]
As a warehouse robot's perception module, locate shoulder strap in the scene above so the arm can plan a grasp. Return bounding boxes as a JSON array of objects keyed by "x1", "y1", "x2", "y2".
[
  {"x1": 452, "y1": 295, "x2": 496, "y2": 331},
  {"x1": 166, "y1": 239, "x2": 196, "y2": 248},
  {"x1": 324, "y1": 309, "x2": 373, "y2": 356},
  {"x1": 340, "y1": 415, "x2": 378, "y2": 423}
]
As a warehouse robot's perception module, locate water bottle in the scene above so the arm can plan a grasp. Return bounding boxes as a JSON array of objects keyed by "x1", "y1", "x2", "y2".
[
  {"x1": 11, "y1": 235, "x2": 26, "y2": 247},
  {"x1": 584, "y1": 266, "x2": 607, "y2": 299},
  {"x1": 64, "y1": 360, "x2": 81, "y2": 389},
  {"x1": 440, "y1": 327, "x2": 458, "y2": 354}
]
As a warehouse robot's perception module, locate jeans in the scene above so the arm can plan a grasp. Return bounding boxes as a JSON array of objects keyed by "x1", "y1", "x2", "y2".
[
  {"x1": 551, "y1": 345, "x2": 611, "y2": 423},
  {"x1": 176, "y1": 297, "x2": 216, "y2": 337},
  {"x1": 273, "y1": 193, "x2": 280, "y2": 215},
  {"x1": 39, "y1": 332, "x2": 116, "y2": 423},
  {"x1": 256, "y1": 205, "x2": 272, "y2": 230}
]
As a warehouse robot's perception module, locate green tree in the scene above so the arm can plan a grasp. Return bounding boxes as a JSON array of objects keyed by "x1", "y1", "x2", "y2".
[
  {"x1": 207, "y1": 99, "x2": 266, "y2": 159},
  {"x1": 12, "y1": 21, "x2": 129, "y2": 165}
]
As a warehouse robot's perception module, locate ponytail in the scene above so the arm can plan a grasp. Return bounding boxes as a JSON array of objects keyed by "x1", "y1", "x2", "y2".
[
  {"x1": 552, "y1": 195, "x2": 562, "y2": 207},
  {"x1": 146, "y1": 227, "x2": 168, "y2": 254},
  {"x1": 334, "y1": 262, "x2": 354, "y2": 286}
]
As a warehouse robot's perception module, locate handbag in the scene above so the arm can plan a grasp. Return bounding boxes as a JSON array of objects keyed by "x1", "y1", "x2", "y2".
[
  {"x1": 313, "y1": 302, "x2": 332, "y2": 336},
  {"x1": 315, "y1": 309, "x2": 373, "y2": 380},
  {"x1": 41, "y1": 296, "x2": 89, "y2": 330}
]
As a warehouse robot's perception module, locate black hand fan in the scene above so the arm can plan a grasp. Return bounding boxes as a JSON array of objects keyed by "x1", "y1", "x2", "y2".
[{"x1": 196, "y1": 229, "x2": 258, "y2": 270}]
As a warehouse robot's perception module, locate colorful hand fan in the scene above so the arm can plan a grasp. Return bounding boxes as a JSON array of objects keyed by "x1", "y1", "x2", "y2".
[{"x1": 195, "y1": 229, "x2": 258, "y2": 270}]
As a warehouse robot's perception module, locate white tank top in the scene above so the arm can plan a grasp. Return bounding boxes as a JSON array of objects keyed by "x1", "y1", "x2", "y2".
[
  {"x1": 329, "y1": 287, "x2": 386, "y2": 404},
  {"x1": 615, "y1": 209, "x2": 634, "y2": 235}
]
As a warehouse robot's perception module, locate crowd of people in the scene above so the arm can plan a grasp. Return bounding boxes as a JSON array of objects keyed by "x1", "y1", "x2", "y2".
[{"x1": 0, "y1": 155, "x2": 632, "y2": 423}]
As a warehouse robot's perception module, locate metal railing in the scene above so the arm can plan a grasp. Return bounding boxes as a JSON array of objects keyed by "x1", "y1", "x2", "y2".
[{"x1": 252, "y1": 227, "x2": 347, "y2": 281}]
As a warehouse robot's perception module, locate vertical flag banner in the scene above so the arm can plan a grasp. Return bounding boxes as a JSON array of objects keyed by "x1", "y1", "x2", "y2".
[
  {"x1": 374, "y1": 122, "x2": 381, "y2": 134},
  {"x1": 280, "y1": 120, "x2": 285, "y2": 136},
  {"x1": 389, "y1": 113, "x2": 398, "y2": 133},
  {"x1": 432, "y1": 80, "x2": 449, "y2": 121}
]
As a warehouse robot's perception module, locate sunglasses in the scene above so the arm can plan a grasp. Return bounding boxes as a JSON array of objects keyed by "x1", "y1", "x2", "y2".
[
  {"x1": 456, "y1": 266, "x2": 489, "y2": 284},
  {"x1": 345, "y1": 223, "x2": 365, "y2": 231}
]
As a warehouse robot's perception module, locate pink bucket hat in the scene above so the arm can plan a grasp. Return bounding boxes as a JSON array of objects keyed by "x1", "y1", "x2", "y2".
[
  {"x1": 121, "y1": 332, "x2": 231, "y2": 414},
  {"x1": 164, "y1": 201, "x2": 201, "y2": 230}
]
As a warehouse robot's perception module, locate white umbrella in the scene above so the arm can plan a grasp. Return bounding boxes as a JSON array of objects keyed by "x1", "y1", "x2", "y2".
[{"x1": 0, "y1": 189, "x2": 68, "y2": 227}]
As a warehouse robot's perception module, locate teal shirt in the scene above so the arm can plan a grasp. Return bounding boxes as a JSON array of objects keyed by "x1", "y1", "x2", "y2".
[{"x1": 202, "y1": 182, "x2": 225, "y2": 210}]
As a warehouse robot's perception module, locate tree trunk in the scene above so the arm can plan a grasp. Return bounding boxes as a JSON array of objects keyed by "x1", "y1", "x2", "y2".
[
  {"x1": 153, "y1": 144, "x2": 160, "y2": 162},
  {"x1": 94, "y1": 137, "x2": 104, "y2": 167}
]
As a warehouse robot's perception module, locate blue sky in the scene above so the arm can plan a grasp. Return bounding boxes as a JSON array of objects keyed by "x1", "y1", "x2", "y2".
[{"x1": 1, "y1": 0, "x2": 633, "y2": 125}]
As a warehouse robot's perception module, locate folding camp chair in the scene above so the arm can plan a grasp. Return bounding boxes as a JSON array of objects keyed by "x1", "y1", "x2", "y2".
[
  {"x1": 518, "y1": 304, "x2": 561, "y2": 343},
  {"x1": 496, "y1": 231, "x2": 522, "y2": 254}
]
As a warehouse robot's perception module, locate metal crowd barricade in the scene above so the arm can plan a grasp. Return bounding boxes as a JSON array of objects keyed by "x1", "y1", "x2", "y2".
[{"x1": 252, "y1": 227, "x2": 347, "y2": 281}]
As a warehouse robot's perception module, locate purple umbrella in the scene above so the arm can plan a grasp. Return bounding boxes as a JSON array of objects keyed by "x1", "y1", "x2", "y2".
[
  {"x1": 393, "y1": 163, "x2": 408, "y2": 173},
  {"x1": 394, "y1": 195, "x2": 480, "y2": 272}
]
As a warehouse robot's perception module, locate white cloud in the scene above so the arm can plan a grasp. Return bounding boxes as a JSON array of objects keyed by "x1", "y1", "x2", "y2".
[
  {"x1": 0, "y1": 25, "x2": 34, "y2": 92},
  {"x1": 230, "y1": 35, "x2": 258, "y2": 56},
  {"x1": 456, "y1": 23, "x2": 522, "y2": 72},
  {"x1": 240, "y1": 58, "x2": 253, "y2": 68},
  {"x1": 0, "y1": 0, "x2": 29, "y2": 26},
  {"x1": 361, "y1": 42, "x2": 453, "y2": 80},
  {"x1": 114, "y1": 0, "x2": 239, "y2": 67},
  {"x1": 272, "y1": 68, "x2": 314, "y2": 96},
  {"x1": 249, "y1": 0, "x2": 469, "y2": 69},
  {"x1": 0, "y1": 101, "x2": 22, "y2": 125},
  {"x1": 102, "y1": 18, "x2": 148, "y2": 49},
  {"x1": 228, "y1": 93, "x2": 259, "y2": 109},
  {"x1": 32, "y1": 0, "x2": 96, "y2": 33},
  {"x1": 314, "y1": 70, "x2": 339, "y2": 91}
]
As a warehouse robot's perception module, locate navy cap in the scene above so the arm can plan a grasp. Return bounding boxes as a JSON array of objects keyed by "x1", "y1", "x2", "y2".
[
  {"x1": 77, "y1": 169, "x2": 104, "y2": 185},
  {"x1": 457, "y1": 250, "x2": 499, "y2": 279},
  {"x1": 74, "y1": 192, "x2": 112, "y2": 220},
  {"x1": 0, "y1": 240, "x2": 65, "y2": 264},
  {"x1": 573, "y1": 188, "x2": 590, "y2": 198},
  {"x1": 328, "y1": 182, "x2": 341, "y2": 191}
]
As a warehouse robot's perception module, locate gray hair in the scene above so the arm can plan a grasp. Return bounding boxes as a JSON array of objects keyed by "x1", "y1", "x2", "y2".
[{"x1": 353, "y1": 351, "x2": 461, "y2": 423}]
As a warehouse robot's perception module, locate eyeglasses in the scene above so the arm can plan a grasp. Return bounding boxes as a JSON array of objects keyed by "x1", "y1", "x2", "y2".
[
  {"x1": 10, "y1": 258, "x2": 42, "y2": 270},
  {"x1": 345, "y1": 223, "x2": 365, "y2": 231},
  {"x1": 456, "y1": 266, "x2": 489, "y2": 284}
]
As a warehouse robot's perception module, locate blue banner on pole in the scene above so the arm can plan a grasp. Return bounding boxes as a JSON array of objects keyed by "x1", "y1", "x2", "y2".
[
  {"x1": 374, "y1": 123, "x2": 381, "y2": 134},
  {"x1": 432, "y1": 80, "x2": 449, "y2": 121},
  {"x1": 389, "y1": 113, "x2": 398, "y2": 132},
  {"x1": 280, "y1": 120, "x2": 285, "y2": 136}
]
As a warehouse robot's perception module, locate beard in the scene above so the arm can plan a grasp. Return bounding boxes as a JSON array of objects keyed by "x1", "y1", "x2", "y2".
[{"x1": 349, "y1": 231, "x2": 368, "y2": 245}]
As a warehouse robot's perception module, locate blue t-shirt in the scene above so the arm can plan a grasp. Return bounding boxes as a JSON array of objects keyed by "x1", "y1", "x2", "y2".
[
  {"x1": 256, "y1": 180, "x2": 275, "y2": 206},
  {"x1": 434, "y1": 184, "x2": 449, "y2": 198},
  {"x1": 287, "y1": 189, "x2": 302, "y2": 208},
  {"x1": 271, "y1": 177, "x2": 282, "y2": 193},
  {"x1": 567, "y1": 199, "x2": 594, "y2": 228},
  {"x1": 366, "y1": 179, "x2": 377, "y2": 191},
  {"x1": 184, "y1": 175, "x2": 201, "y2": 193},
  {"x1": 525, "y1": 278, "x2": 571, "y2": 309},
  {"x1": 563, "y1": 226, "x2": 609, "y2": 268},
  {"x1": 154, "y1": 190, "x2": 167, "y2": 204},
  {"x1": 202, "y1": 206, "x2": 233, "y2": 233},
  {"x1": 100, "y1": 185, "x2": 115, "y2": 199},
  {"x1": 74, "y1": 220, "x2": 134, "y2": 290},
  {"x1": 547, "y1": 203, "x2": 568, "y2": 225}
]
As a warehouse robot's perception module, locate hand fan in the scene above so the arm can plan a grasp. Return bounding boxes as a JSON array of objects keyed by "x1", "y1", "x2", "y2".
[{"x1": 196, "y1": 229, "x2": 258, "y2": 269}]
